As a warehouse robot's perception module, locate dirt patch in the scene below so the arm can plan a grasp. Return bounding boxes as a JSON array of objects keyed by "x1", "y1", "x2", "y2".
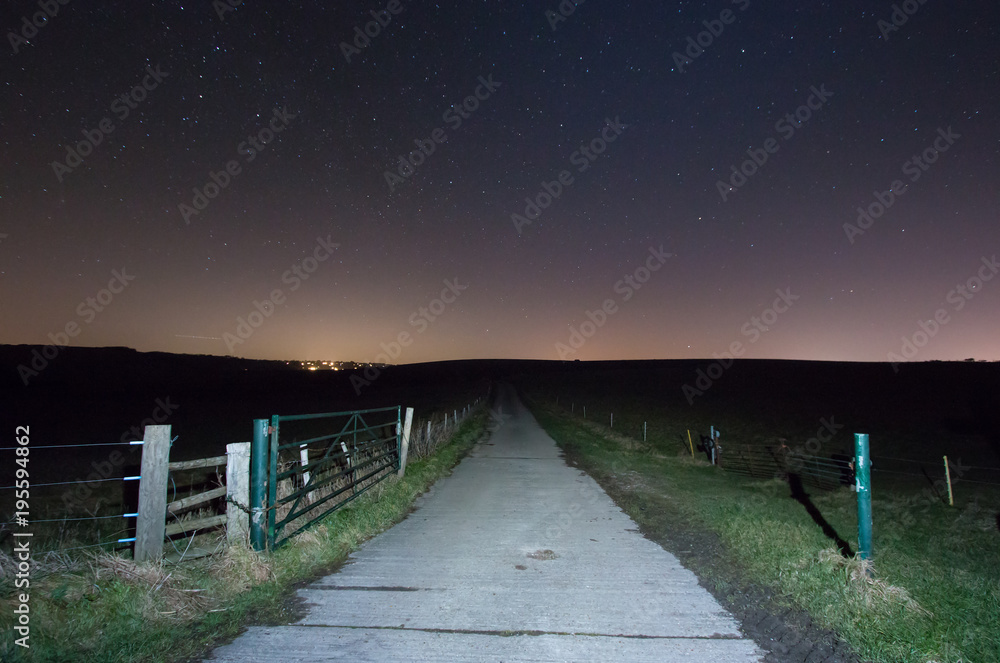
[{"x1": 560, "y1": 446, "x2": 866, "y2": 663}]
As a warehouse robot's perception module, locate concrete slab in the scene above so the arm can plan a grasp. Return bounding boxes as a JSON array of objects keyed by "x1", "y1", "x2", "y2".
[{"x1": 206, "y1": 385, "x2": 763, "y2": 661}]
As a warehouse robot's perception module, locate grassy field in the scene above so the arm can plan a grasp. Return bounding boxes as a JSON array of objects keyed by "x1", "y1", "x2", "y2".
[
  {"x1": 0, "y1": 408, "x2": 488, "y2": 663},
  {"x1": 527, "y1": 401, "x2": 1000, "y2": 663},
  {"x1": 4, "y1": 353, "x2": 999, "y2": 660},
  {"x1": 516, "y1": 360, "x2": 1000, "y2": 510}
]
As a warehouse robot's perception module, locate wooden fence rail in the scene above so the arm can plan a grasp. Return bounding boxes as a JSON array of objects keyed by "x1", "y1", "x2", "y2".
[
  {"x1": 168, "y1": 455, "x2": 227, "y2": 471},
  {"x1": 134, "y1": 429, "x2": 250, "y2": 562}
]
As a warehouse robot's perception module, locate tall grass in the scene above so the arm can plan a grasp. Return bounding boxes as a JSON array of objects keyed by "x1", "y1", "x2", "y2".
[{"x1": 530, "y1": 403, "x2": 1000, "y2": 663}]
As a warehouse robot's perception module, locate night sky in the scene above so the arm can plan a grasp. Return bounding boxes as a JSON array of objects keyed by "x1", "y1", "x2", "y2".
[{"x1": 2, "y1": 1, "x2": 998, "y2": 365}]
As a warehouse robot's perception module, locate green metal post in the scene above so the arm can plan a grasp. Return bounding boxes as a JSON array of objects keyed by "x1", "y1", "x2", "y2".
[
  {"x1": 250, "y1": 419, "x2": 268, "y2": 551},
  {"x1": 854, "y1": 433, "x2": 872, "y2": 560},
  {"x1": 268, "y1": 416, "x2": 279, "y2": 550}
]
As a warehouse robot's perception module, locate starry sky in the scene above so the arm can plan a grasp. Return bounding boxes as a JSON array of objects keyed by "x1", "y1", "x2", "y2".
[{"x1": 2, "y1": 1, "x2": 998, "y2": 365}]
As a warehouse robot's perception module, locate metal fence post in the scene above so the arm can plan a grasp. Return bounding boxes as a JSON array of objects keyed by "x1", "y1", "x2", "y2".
[
  {"x1": 250, "y1": 419, "x2": 268, "y2": 551},
  {"x1": 854, "y1": 433, "x2": 873, "y2": 561},
  {"x1": 267, "y1": 416, "x2": 280, "y2": 550}
]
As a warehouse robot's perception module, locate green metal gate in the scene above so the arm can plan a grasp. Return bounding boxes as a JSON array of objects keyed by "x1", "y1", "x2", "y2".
[{"x1": 250, "y1": 406, "x2": 401, "y2": 550}]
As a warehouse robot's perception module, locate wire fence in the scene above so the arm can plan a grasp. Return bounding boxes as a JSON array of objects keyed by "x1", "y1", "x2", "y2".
[
  {"x1": 1, "y1": 437, "x2": 151, "y2": 554},
  {"x1": 0, "y1": 437, "x2": 194, "y2": 552},
  {"x1": 407, "y1": 406, "x2": 474, "y2": 460},
  {"x1": 868, "y1": 454, "x2": 1000, "y2": 491},
  {"x1": 681, "y1": 434, "x2": 999, "y2": 496},
  {"x1": 550, "y1": 396, "x2": 1000, "y2": 498},
  {"x1": 1, "y1": 405, "x2": 481, "y2": 557},
  {"x1": 715, "y1": 443, "x2": 855, "y2": 491}
]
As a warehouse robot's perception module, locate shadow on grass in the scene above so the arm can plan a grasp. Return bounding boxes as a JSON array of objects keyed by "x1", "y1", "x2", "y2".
[{"x1": 788, "y1": 474, "x2": 855, "y2": 557}]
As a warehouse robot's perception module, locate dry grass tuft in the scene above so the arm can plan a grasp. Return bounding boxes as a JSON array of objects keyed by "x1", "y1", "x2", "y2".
[
  {"x1": 93, "y1": 552, "x2": 171, "y2": 587},
  {"x1": 0, "y1": 548, "x2": 80, "y2": 585},
  {"x1": 89, "y1": 552, "x2": 212, "y2": 620},
  {"x1": 817, "y1": 547, "x2": 932, "y2": 617},
  {"x1": 290, "y1": 523, "x2": 328, "y2": 548},
  {"x1": 217, "y1": 541, "x2": 274, "y2": 592},
  {"x1": 409, "y1": 418, "x2": 457, "y2": 459}
]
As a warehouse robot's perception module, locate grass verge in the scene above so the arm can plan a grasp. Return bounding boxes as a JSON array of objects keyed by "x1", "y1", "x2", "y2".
[
  {"x1": 529, "y1": 402, "x2": 1000, "y2": 663},
  {"x1": 0, "y1": 408, "x2": 488, "y2": 663}
]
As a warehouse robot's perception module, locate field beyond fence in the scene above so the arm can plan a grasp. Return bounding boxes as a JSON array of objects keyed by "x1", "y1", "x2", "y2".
[{"x1": 0, "y1": 398, "x2": 483, "y2": 562}]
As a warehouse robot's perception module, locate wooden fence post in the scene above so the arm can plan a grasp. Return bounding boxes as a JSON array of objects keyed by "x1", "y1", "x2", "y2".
[
  {"x1": 299, "y1": 443, "x2": 311, "y2": 504},
  {"x1": 135, "y1": 425, "x2": 171, "y2": 562},
  {"x1": 397, "y1": 407, "x2": 414, "y2": 477},
  {"x1": 943, "y1": 455, "x2": 954, "y2": 506},
  {"x1": 226, "y1": 442, "x2": 251, "y2": 545}
]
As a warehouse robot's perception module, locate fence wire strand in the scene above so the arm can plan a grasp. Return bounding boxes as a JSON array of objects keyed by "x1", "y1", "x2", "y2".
[{"x1": 0, "y1": 441, "x2": 140, "y2": 451}]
